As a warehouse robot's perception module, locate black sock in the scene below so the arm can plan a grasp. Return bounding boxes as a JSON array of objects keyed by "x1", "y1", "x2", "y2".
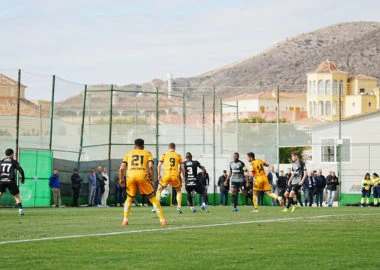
[
  {"x1": 232, "y1": 194, "x2": 237, "y2": 208},
  {"x1": 187, "y1": 193, "x2": 193, "y2": 206},
  {"x1": 286, "y1": 197, "x2": 293, "y2": 208},
  {"x1": 17, "y1": 203, "x2": 22, "y2": 209}
]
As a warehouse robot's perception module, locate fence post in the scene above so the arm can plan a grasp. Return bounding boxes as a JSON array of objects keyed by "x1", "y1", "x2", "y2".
[
  {"x1": 49, "y1": 75, "x2": 56, "y2": 151},
  {"x1": 15, "y1": 69, "x2": 21, "y2": 160},
  {"x1": 77, "y1": 84, "x2": 87, "y2": 168}
]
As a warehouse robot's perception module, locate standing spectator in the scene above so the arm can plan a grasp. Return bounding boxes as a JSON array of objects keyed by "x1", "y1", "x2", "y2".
[
  {"x1": 303, "y1": 170, "x2": 316, "y2": 207},
  {"x1": 217, "y1": 170, "x2": 229, "y2": 206},
  {"x1": 49, "y1": 168, "x2": 64, "y2": 207},
  {"x1": 314, "y1": 169, "x2": 326, "y2": 207},
  {"x1": 282, "y1": 151, "x2": 307, "y2": 213},
  {"x1": 326, "y1": 171, "x2": 339, "y2": 207},
  {"x1": 0, "y1": 148, "x2": 26, "y2": 216},
  {"x1": 101, "y1": 167, "x2": 110, "y2": 207},
  {"x1": 372, "y1": 173, "x2": 380, "y2": 207},
  {"x1": 277, "y1": 170, "x2": 287, "y2": 204},
  {"x1": 224, "y1": 153, "x2": 248, "y2": 212},
  {"x1": 197, "y1": 166, "x2": 209, "y2": 206},
  {"x1": 88, "y1": 168, "x2": 97, "y2": 206},
  {"x1": 267, "y1": 166, "x2": 279, "y2": 206},
  {"x1": 360, "y1": 173, "x2": 373, "y2": 207},
  {"x1": 113, "y1": 174, "x2": 124, "y2": 206},
  {"x1": 324, "y1": 171, "x2": 332, "y2": 205},
  {"x1": 71, "y1": 168, "x2": 82, "y2": 207},
  {"x1": 96, "y1": 166, "x2": 105, "y2": 206}
]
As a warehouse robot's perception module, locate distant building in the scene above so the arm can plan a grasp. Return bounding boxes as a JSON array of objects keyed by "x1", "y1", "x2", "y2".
[
  {"x1": 0, "y1": 73, "x2": 26, "y2": 98},
  {"x1": 307, "y1": 59, "x2": 380, "y2": 120}
]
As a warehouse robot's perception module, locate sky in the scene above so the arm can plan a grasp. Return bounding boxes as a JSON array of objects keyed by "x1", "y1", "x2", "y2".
[{"x1": 1, "y1": 0, "x2": 379, "y2": 100}]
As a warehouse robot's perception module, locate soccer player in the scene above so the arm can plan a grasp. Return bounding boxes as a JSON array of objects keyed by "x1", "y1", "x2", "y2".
[
  {"x1": 245, "y1": 152, "x2": 283, "y2": 213},
  {"x1": 183, "y1": 152, "x2": 209, "y2": 213},
  {"x1": 156, "y1": 143, "x2": 185, "y2": 214},
  {"x1": 282, "y1": 151, "x2": 307, "y2": 213},
  {"x1": 119, "y1": 138, "x2": 166, "y2": 226},
  {"x1": 0, "y1": 148, "x2": 25, "y2": 216},
  {"x1": 224, "y1": 152, "x2": 248, "y2": 212}
]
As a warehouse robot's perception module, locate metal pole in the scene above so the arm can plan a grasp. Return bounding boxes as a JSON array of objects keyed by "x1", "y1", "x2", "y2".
[
  {"x1": 49, "y1": 75, "x2": 56, "y2": 151},
  {"x1": 39, "y1": 104, "x2": 43, "y2": 147},
  {"x1": 220, "y1": 98, "x2": 223, "y2": 154},
  {"x1": 77, "y1": 85, "x2": 88, "y2": 167},
  {"x1": 108, "y1": 85, "x2": 114, "y2": 172},
  {"x1": 15, "y1": 69, "x2": 21, "y2": 160},
  {"x1": 202, "y1": 95, "x2": 205, "y2": 154},
  {"x1": 183, "y1": 92, "x2": 186, "y2": 155},
  {"x1": 337, "y1": 81, "x2": 342, "y2": 205},
  {"x1": 212, "y1": 86, "x2": 216, "y2": 205},
  {"x1": 236, "y1": 100, "x2": 239, "y2": 152},
  {"x1": 155, "y1": 87, "x2": 159, "y2": 160},
  {"x1": 276, "y1": 85, "x2": 280, "y2": 173}
]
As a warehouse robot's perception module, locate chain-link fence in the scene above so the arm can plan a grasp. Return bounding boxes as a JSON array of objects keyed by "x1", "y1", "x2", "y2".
[{"x1": 1, "y1": 69, "x2": 379, "y2": 206}]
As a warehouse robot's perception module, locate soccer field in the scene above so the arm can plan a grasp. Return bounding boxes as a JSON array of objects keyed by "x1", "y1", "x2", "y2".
[{"x1": 0, "y1": 206, "x2": 379, "y2": 270}]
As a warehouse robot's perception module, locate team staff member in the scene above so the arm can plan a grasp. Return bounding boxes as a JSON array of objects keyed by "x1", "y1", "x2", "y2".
[
  {"x1": 245, "y1": 152, "x2": 283, "y2": 213},
  {"x1": 156, "y1": 143, "x2": 185, "y2": 214},
  {"x1": 119, "y1": 138, "x2": 166, "y2": 226},
  {"x1": 0, "y1": 149, "x2": 25, "y2": 216}
]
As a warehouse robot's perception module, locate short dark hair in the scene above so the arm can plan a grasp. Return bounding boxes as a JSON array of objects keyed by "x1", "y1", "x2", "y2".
[
  {"x1": 291, "y1": 151, "x2": 299, "y2": 157},
  {"x1": 223, "y1": 170, "x2": 227, "y2": 173},
  {"x1": 374, "y1": 173, "x2": 379, "y2": 178},
  {"x1": 5, "y1": 148, "x2": 14, "y2": 156},
  {"x1": 169, "y1": 143, "x2": 176, "y2": 149},
  {"x1": 185, "y1": 152, "x2": 192, "y2": 159},
  {"x1": 233, "y1": 152, "x2": 239, "y2": 158},
  {"x1": 247, "y1": 152, "x2": 255, "y2": 159},
  {"x1": 135, "y1": 138, "x2": 144, "y2": 147}
]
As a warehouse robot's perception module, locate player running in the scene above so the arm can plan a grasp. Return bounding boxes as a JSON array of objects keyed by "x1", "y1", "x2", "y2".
[
  {"x1": 119, "y1": 138, "x2": 166, "y2": 226},
  {"x1": 183, "y1": 152, "x2": 209, "y2": 213},
  {"x1": 0, "y1": 149, "x2": 26, "y2": 216},
  {"x1": 245, "y1": 152, "x2": 283, "y2": 213},
  {"x1": 156, "y1": 143, "x2": 185, "y2": 214}
]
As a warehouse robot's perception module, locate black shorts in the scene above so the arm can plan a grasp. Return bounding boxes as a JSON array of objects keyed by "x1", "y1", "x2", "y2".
[
  {"x1": 231, "y1": 182, "x2": 245, "y2": 190},
  {"x1": 185, "y1": 184, "x2": 205, "y2": 195},
  {"x1": 290, "y1": 183, "x2": 302, "y2": 193},
  {"x1": 0, "y1": 180, "x2": 20, "y2": 196}
]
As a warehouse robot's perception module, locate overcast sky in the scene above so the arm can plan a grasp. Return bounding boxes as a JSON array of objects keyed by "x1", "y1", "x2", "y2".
[{"x1": 1, "y1": 0, "x2": 379, "y2": 100}]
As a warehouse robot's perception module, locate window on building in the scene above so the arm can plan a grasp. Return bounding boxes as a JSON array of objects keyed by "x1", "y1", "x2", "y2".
[
  {"x1": 339, "y1": 80, "x2": 344, "y2": 96},
  {"x1": 325, "y1": 80, "x2": 332, "y2": 95},
  {"x1": 333, "y1": 80, "x2": 338, "y2": 95},
  {"x1": 369, "y1": 102, "x2": 372, "y2": 107},
  {"x1": 352, "y1": 102, "x2": 355, "y2": 107},
  {"x1": 289, "y1": 107, "x2": 294, "y2": 111},
  {"x1": 321, "y1": 138, "x2": 351, "y2": 163},
  {"x1": 360, "y1": 88, "x2": 365, "y2": 93},
  {"x1": 259, "y1": 106, "x2": 265, "y2": 113},
  {"x1": 318, "y1": 80, "x2": 324, "y2": 95}
]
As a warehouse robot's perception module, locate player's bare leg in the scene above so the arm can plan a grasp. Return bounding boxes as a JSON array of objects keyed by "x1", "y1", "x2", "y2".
[
  {"x1": 148, "y1": 194, "x2": 166, "y2": 225},
  {"x1": 175, "y1": 187, "x2": 182, "y2": 214}
]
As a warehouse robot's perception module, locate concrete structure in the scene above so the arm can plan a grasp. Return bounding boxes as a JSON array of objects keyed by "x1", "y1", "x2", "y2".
[{"x1": 307, "y1": 60, "x2": 380, "y2": 120}]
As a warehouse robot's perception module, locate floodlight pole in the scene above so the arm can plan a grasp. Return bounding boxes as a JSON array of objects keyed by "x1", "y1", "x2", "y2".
[
  {"x1": 276, "y1": 85, "x2": 280, "y2": 173},
  {"x1": 49, "y1": 75, "x2": 56, "y2": 151},
  {"x1": 15, "y1": 69, "x2": 21, "y2": 160}
]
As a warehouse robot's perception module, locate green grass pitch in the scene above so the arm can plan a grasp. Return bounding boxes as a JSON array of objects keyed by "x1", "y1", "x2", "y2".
[{"x1": 0, "y1": 205, "x2": 379, "y2": 269}]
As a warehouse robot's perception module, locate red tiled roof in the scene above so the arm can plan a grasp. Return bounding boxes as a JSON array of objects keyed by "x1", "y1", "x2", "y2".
[{"x1": 315, "y1": 59, "x2": 345, "y2": 73}]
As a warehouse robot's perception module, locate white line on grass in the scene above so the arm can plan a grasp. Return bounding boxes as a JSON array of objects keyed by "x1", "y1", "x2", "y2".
[{"x1": 0, "y1": 213, "x2": 374, "y2": 245}]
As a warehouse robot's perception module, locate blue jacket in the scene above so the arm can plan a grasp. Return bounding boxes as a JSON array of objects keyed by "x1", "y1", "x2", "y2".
[
  {"x1": 88, "y1": 173, "x2": 96, "y2": 187},
  {"x1": 49, "y1": 174, "x2": 60, "y2": 188}
]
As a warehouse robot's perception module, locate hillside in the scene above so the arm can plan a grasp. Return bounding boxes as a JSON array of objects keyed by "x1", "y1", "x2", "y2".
[{"x1": 157, "y1": 21, "x2": 380, "y2": 93}]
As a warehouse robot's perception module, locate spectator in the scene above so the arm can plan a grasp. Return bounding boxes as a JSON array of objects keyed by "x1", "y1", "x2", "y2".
[
  {"x1": 372, "y1": 173, "x2": 380, "y2": 207},
  {"x1": 267, "y1": 166, "x2": 279, "y2": 206},
  {"x1": 217, "y1": 170, "x2": 229, "y2": 206},
  {"x1": 314, "y1": 169, "x2": 326, "y2": 207},
  {"x1": 326, "y1": 171, "x2": 339, "y2": 207},
  {"x1": 71, "y1": 168, "x2": 82, "y2": 207},
  {"x1": 88, "y1": 168, "x2": 97, "y2": 206},
  {"x1": 113, "y1": 174, "x2": 125, "y2": 207},
  {"x1": 360, "y1": 172, "x2": 373, "y2": 207},
  {"x1": 303, "y1": 170, "x2": 316, "y2": 207},
  {"x1": 197, "y1": 166, "x2": 210, "y2": 206},
  {"x1": 277, "y1": 170, "x2": 287, "y2": 203},
  {"x1": 96, "y1": 166, "x2": 105, "y2": 206},
  {"x1": 49, "y1": 168, "x2": 64, "y2": 207},
  {"x1": 101, "y1": 167, "x2": 110, "y2": 207}
]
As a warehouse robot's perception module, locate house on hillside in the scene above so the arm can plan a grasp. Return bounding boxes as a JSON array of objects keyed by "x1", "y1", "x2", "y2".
[
  {"x1": 0, "y1": 73, "x2": 27, "y2": 98},
  {"x1": 222, "y1": 91, "x2": 307, "y2": 122},
  {"x1": 307, "y1": 59, "x2": 380, "y2": 121}
]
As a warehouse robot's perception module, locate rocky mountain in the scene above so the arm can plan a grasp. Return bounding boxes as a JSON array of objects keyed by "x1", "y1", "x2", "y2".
[{"x1": 149, "y1": 21, "x2": 380, "y2": 94}]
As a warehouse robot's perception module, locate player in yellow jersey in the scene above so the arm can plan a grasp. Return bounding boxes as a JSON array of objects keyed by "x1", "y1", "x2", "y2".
[
  {"x1": 245, "y1": 152, "x2": 283, "y2": 212},
  {"x1": 156, "y1": 143, "x2": 185, "y2": 214},
  {"x1": 119, "y1": 138, "x2": 166, "y2": 226}
]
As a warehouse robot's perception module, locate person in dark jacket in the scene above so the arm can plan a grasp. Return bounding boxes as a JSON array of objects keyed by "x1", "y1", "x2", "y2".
[
  {"x1": 303, "y1": 170, "x2": 316, "y2": 206},
  {"x1": 95, "y1": 166, "x2": 105, "y2": 206},
  {"x1": 217, "y1": 170, "x2": 229, "y2": 206},
  {"x1": 326, "y1": 171, "x2": 339, "y2": 207},
  {"x1": 197, "y1": 166, "x2": 209, "y2": 206},
  {"x1": 277, "y1": 170, "x2": 287, "y2": 204},
  {"x1": 314, "y1": 169, "x2": 326, "y2": 207},
  {"x1": 71, "y1": 168, "x2": 82, "y2": 207}
]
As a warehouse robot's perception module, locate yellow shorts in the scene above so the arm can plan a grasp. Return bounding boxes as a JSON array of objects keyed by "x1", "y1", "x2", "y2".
[
  {"x1": 159, "y1": 174, "x2": 181, "y2": 188},
  {"x1": 126, "y1": 174, "x2": 154, "y2": 197},
  {"x1": 253, "y1": 176, "x2": 271, "y2": 192}
]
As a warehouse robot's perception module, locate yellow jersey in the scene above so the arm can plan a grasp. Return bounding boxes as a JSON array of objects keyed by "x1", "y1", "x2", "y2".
[
  {"x1": 160, "y1": 151, "x2": 183, "y2": 176},
  {"x1": 123, "y1": 149, "x2": 153, "y2": 178},
  {"x1": 373, "y1": 177, "x2": 380, "y2": 187},
  {"x1": 250, "y1": 159, "x2": 267, "y2": 178}
]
